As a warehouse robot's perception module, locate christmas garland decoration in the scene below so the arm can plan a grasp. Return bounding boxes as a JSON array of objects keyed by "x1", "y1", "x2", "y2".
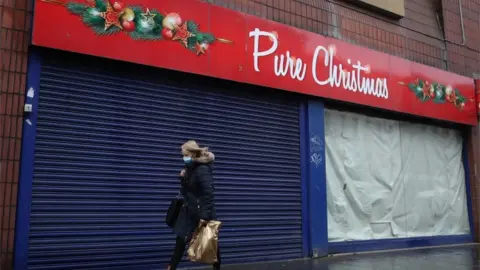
[
  {"x1": 399, "y1": 79, "x2": 472, "y2": 110},
  {"x1": 41, "y1": 0, "x2": 233, "y2": 55}
]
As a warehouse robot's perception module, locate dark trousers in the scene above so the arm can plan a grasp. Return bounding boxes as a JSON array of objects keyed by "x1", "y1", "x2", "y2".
[{"x1": 169, "y1": 236, "x2": 221, "y2": 270}]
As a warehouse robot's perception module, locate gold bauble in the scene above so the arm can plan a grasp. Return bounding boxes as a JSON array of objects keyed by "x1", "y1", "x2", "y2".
[{"x1": 121, "y1": 8, "x2": 135, "y2": 22}]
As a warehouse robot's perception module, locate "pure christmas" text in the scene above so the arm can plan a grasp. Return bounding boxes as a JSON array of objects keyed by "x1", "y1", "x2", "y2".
[{"x1": 249, "y1": 28, "x2": 389, "y2": 99}]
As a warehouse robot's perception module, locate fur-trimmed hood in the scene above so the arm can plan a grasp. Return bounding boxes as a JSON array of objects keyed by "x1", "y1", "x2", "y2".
[{"x1": 193, "y1": 151, "x2": 215, "y2": 164}]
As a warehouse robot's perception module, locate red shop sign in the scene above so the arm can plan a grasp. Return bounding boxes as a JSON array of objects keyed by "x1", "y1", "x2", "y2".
[{"x1": 32, "y1": 0, "x2": 477, "y2": 125}]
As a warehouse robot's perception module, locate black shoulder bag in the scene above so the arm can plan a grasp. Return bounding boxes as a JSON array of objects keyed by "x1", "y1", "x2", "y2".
[{"x1": 166, "y1": 192, "x2": 184, "y2": 228}]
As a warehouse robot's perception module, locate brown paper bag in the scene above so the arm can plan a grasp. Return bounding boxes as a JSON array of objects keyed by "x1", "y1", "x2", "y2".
[{"x1": 187, "y1": 220, "x2": 222, "y2": 264}]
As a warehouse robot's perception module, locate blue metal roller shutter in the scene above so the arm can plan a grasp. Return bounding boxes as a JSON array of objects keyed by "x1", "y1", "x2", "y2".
[{"x1": 28, "y1": 58, "x2": 302, "y2": 269}]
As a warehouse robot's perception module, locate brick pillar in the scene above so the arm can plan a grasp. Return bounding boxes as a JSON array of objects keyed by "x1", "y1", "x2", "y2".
[
  {"x1": 469, "y1": 79, "x2": 480, "y2": 242},
  {"x1": 0, "y1": 0, "x2": 31, "y2": 269},
  {"x1": 469, "y1": 126, "x2": 480, "y2": 241}
]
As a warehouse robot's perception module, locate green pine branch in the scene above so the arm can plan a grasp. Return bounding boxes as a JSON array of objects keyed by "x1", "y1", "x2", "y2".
[
  {"x1": 408, "y1": 83, "x2": 417, "y2": 93},
  {"x1": 129, "y1": 5, "x2": 143, "y2": 14},
  {"x1": 82, "y1": 10, "x2": 120, "y2": 36},
  {"x1": 150, "y1": 8, "x2": 164, "y2": 24},
  {"x1": 196, "y1": 32, "x2": 215, "y2": 44},
  {"x1": 95, "y1": 0, "x2": 107, "y2": 12},
  {"x1": 67, "y1": 2, "x2": 87, "y2": 15},
  {"x1": 130, "y1": 31, "x2": 161, "y2": 40},
  {"x1": 187, "y1": 21, "x2": 198, "y2": 33},
  {"x1": 203, "y1": 33, "x2": 215, "y2": 43},
  {"x1": 187, "y1": 36, "x2": 197, "y2": 50},
  {"x1": 128, "y1": 6, "x2": 163, "y2": 40},
  {"x1": 406, "y1": 79, "x2": 468, "y2": 108},
  {"x1": 69, "y1": 2, "x2": 222, "y2": 53},
  {"x1": 186, "y1": 20, "x2": 216, "y2": 45}
]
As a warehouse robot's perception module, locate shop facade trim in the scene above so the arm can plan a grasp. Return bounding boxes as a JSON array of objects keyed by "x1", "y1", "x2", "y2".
[
  {"x1": 300, "y1": 101, "x2": 329, "y2": 258},
  {"x1": 14, "y1": 49, "x2": 42, "y2": 270},
  {"x1": 464, "y1": 135, "x2": 475, "y2": 238},
  {"x1": 328, "y1": 234, "x2": 473, "y2": 254},
  {"x1": 12, "y1": 0, "x2": 479, "y2": 268}
]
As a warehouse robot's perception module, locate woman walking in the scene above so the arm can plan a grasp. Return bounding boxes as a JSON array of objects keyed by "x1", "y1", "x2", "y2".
[{"x1": 167, "y1": 140, "x2": 221, "y2": 270}]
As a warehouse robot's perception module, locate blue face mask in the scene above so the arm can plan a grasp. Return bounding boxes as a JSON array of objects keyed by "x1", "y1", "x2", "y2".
[{"x1": 183, "y1": 157, "x2": 192, "y2": 164}]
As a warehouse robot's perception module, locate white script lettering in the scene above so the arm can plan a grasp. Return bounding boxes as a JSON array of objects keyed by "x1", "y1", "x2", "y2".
[
  {"x1": 249, "y1": 28, "x2": 389, "y2": 100},
  {"x1": 249, "y1": 28, "x2": 307, "y2": 81},
  {"x1": 249, "y1": 28, "x2": 278, "y2": 72},
  {"x1": 312, "y1": 45, "x2": 389, "y2": 99},
  {"x1": 274, "y1": 51, "x2": 307, "y2": 81}
]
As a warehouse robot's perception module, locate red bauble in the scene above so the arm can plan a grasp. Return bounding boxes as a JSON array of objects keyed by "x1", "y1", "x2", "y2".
[
  {"x1": 161, "y1": 28, "x2": 173, "y2": 40},
  {"x1": 122, "y1": 20, "x2": 136, "y2": 32},
  {"x1": 111, "y1": 1, "x2": 125, "y2": 12}
]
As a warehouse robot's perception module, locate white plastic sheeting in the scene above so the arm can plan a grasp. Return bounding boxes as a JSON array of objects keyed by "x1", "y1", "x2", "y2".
[{"x1": 325, "y1": 109, "x2": 470, "y2": 242}]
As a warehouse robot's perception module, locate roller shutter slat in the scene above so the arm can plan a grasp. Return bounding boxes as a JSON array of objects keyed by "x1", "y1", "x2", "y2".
[{"x1": 28, "y1": 63, "x2": 302, "y2": 269}]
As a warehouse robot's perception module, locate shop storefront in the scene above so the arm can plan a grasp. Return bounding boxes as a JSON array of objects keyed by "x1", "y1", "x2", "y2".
[{"x1": 13, "y1": 0, "x2": 477, "y2": 269}]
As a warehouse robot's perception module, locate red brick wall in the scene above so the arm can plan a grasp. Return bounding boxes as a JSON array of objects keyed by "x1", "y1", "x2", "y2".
[
  {"x1": 0, "y1": 0, "x2": 31, "y2": 269},
  {"x1": 469, "y1": 77, "x2": 480, "y2": 242},
  {"x1": 468, "y1": 123, "x2": 479, "y2": 241},
  {"x1": 442, "y1": 0, "x2": 480, "y2": 76}
]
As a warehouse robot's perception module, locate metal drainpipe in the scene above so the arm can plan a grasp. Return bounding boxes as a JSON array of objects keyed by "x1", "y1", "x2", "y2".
[
  {"x1": 476, "y1": 77, "x2": 480, "y2": 122},
  {"x1": 459, "y1": 0, "x2": 467, "y2": 45},
  {"x1": 436, "y1": 11, "x2": 448, "y2": 70}
]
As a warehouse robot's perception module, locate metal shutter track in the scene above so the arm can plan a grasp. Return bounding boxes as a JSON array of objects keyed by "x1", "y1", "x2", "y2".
[{"x1": 29, "y1": 63, "x2": 302, "y2": 269}]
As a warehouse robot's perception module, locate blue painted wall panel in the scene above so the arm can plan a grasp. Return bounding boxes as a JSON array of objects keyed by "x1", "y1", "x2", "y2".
[
  {"x1": 14, "y1": 49, "x2": 42, "y2": 270},
  {"x1": 299, "y1": 103, "x2": 311, "y2": 257},
  {"x1": 306, "y1": 100, "x2": 328, "y2": 257}
]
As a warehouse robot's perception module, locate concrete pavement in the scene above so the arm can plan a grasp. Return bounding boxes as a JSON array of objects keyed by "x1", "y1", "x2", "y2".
[{"x1": 207, "y1": 244, "x2": 480, "y2": 270}]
